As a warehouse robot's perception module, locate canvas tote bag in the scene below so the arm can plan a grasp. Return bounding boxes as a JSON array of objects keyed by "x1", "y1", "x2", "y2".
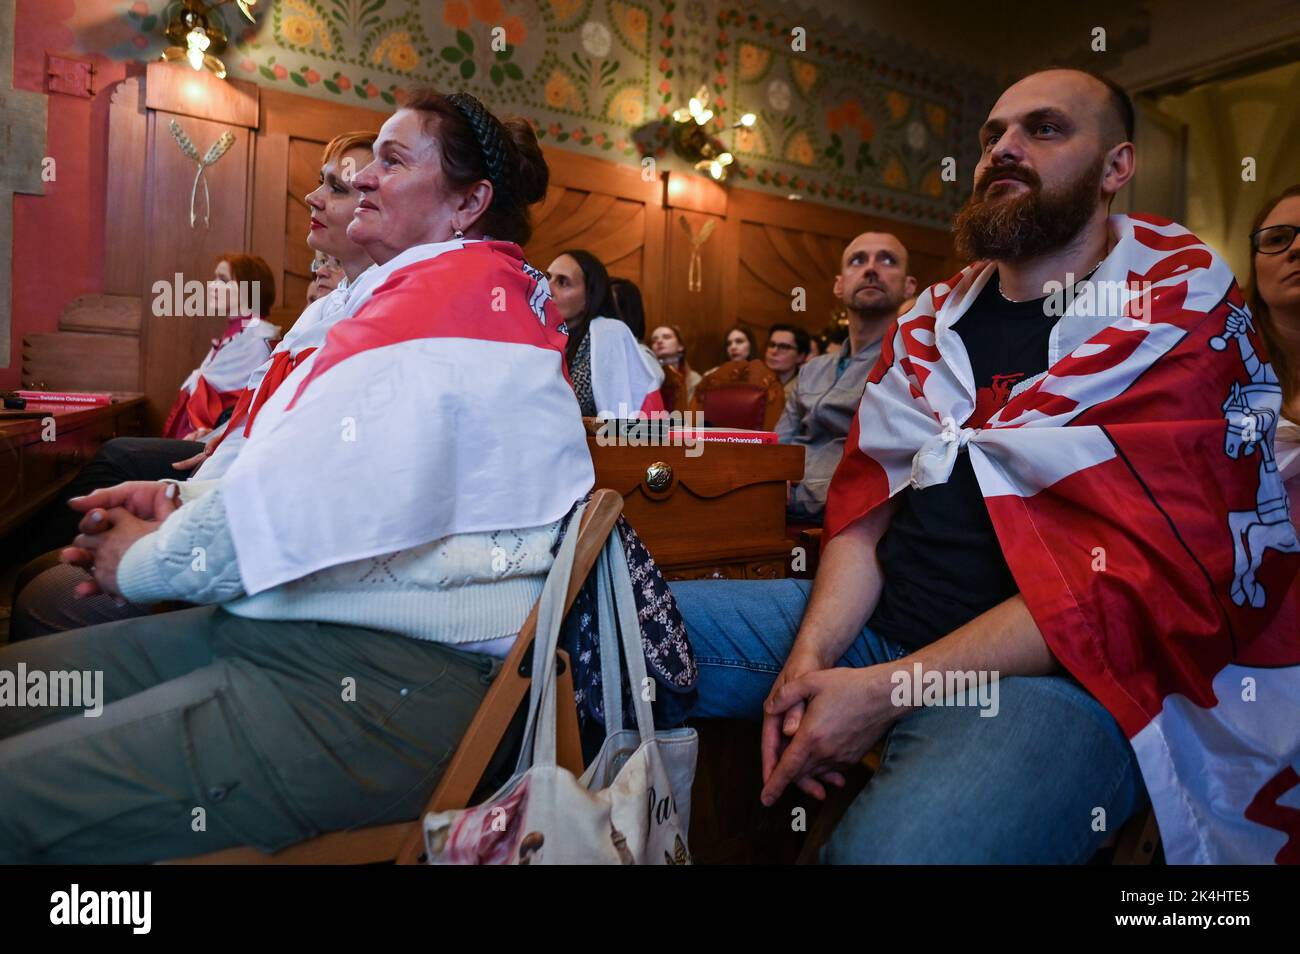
[{"x1": 422, "y1": 503, "x2": 699, "y2": 864}]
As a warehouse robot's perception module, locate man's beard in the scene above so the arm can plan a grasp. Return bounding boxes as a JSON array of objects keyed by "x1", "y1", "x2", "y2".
[
  {"x1": 953, "y1": 157, "x2": 1105, "y2": 263},
  {"x1": 849, "y1": 285, "x2": 903, "y2": 318}
]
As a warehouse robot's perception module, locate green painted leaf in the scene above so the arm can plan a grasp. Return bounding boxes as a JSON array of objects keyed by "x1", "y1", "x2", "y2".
[
  {"x1": 490, "y1": 64, "x2": 504, "y2": 86},
  {"x1": 441, "y1": 46, "x2": 463, "y2": 62},
  {"x1": 324, "y1": 80, "x2": 341, "y2": 94},
  {"x1": 503, "y1": 62, "x2": 523, "y2": 81},
  {"x1": 381, "y1": 91, "x2": 396, "y2": 105},
  {"x1": 141, "y1": 15, "x2": 157, "y2": 31},
  {"x1": 557, "y1": 132, "x2": 570, "y2": 142},
  {"x1": 457, "y1": 30, "x2": 473, "y2": 54},
  {"x1": 357, "y1": 86, "x2": 369, "y2": 98},
  {"x1": 290, "y1": 72, "x2": 308, "y2": 87},
  {"x1": 460, "y1": 59, "x2": 475, "y2": 79},
  {"x1": 259, "y1": 66, "x2": 277, "y2": 81},
  {"x1": 495, "y1": 49, "x2": 511, "y2": 62}
]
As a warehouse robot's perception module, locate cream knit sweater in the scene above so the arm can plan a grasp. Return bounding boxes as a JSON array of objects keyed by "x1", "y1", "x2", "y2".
[{"x1": 117, "y1": 479, "x2": 561, "y2": 654}]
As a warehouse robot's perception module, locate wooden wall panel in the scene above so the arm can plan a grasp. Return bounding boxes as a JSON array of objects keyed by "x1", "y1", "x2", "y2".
[
  {"x1": 525, "y1": 149, "x2": 665, "y2": 325},
  {"x1": 145, "y1": 63, "x2": 258, "y2": 128},
  {"x1": 662, "y1": 208, "x2": 728, "y2": 369},
  {"x1": 104, "y1": 78, "x2": 147, "y2": 298},
  {"x1": 717, "y1": 187, "x2": 960, "y2": 361},
  {"x1": 139, "y1": 112, "x2": 253, "y2": 431}
]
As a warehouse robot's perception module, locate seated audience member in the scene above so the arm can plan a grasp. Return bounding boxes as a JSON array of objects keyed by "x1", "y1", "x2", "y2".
[
  {"x1": 650, "y1": 324, "x2": 702, "y2": 405},
  {"x1": 672, "y1": 68, "x2": 1298, "y2": 864},
  {"x1": 610, "y1": 276, "x2": 646, "y2": 341},
  {"x1": 778, "y1": 232, "x2": 916, "y2": 522},
  {"x1": 722, "y1": 324, "x2": 756, "y2": 364},
  {"x1": 765, "y1": 324, "x2": 811, "y2": 402},
  {"x1": 10, "y1": 132, "x2": 378, "y2": 639},
  {"x1": 1248, "y1": 184, "x2": 1300, "y2": 518},
  {"x1": 610, "y1": 275, "x2": 662, "y2": 380},
  {"x1": 807, "y1": 336, "x2": 823, "y2": 359},
  {"x1": 0, "y1": 91, "x2": 597, "y2": 863},
  {"x1": 161, "y1": 254, "x2": 280, "y2": 440},
  {"x1": 307, "y1": 251, "x2": 345, "y2": 304},
  {"x1": 547, "y1": 249, "x2": 663, "y2": 417},
  {"x1": 822, "y1": 321, "x2": 847, "y2": 356}
]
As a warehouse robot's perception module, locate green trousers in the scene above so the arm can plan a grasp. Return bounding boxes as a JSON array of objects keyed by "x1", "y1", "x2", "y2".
[{"x1": 0, "y1": 606, "x2": 501, "y2": 863}]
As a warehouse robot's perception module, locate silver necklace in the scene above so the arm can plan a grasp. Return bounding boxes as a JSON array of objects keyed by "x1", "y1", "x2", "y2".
[{"x1": 997, "y1": 259, "x2": 1105, "y2": 304}]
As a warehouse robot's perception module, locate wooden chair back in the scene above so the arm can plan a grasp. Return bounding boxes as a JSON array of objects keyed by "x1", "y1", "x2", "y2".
[
  {"x1": 689, "y1": 359, "x2": 785, "y2": 431},
  {"x1": 164, "y1": 489, "x2": 625, "y2": 864}
]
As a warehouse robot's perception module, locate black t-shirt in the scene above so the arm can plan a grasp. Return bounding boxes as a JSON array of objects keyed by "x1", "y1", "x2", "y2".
[{"x1": 867, "y1": 274, "x2": 1059, "y2": 649}]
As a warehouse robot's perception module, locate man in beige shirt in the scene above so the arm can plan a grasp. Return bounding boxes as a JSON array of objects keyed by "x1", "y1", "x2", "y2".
[{"x1": 777, "y1": 232, "x2": 916, "y2": 521}]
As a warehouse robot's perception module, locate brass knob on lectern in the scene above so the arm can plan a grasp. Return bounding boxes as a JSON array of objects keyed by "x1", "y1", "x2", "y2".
[{"x1": 645, "y1": 461, "x2": 673, "y2": 492}]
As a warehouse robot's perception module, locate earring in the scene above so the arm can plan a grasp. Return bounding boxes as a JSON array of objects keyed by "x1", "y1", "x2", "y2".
[{"x1": 453, "y1": 227, "x2": 464, "y2": 240}]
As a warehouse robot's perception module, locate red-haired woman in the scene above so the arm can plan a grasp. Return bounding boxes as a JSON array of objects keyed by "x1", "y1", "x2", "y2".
[{"x1": 160, "y1": 253, "x2": 279, "y2": 440}]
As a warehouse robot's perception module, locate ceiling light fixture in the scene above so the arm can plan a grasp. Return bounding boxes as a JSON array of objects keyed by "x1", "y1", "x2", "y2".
[
  {"x1": 669, "y1": 85, "x2": 752, "y2": 183},
  {"x1": 160, "y1": 0, "x2": 261, "y2": 80}
]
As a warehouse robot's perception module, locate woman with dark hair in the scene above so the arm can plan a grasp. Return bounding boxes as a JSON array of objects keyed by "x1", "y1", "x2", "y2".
[
  {"x1": 610, "y1": 276, "x2": 646, "y2": 341},
  {"x1": 703, "y1": 324, "x2": 758, "y2": 375},
  {"x1": 1247, "y1": 183, "x2": 1300, "y2": 517},
  {"x1": 723, "y1": 325, "x2": 756, "y2": 363},
  {"x1": 650, "y1": 324, "x2": 702, "y2": 404},
  {"x1": 161, "y1": 252, "x2": 281, "y2": 441},
  {"x1": 0, "y1": 92, "x2": 596, "y2": 862},
  {"x1": 546, "y1": 249, "x2": 663, "y2": 417}
]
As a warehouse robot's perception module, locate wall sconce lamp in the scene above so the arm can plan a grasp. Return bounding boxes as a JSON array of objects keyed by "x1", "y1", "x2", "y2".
[
  {"x1": 670, "y1": 85, "x2": 755, "y2": 182},
  {"x1": 160, "y1": 0, "x2": 260, "y2": 80}
]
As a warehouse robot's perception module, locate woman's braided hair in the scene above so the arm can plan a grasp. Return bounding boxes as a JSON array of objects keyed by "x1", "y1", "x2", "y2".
[
  {"x1": 401, "y1": 88, "x2": 549, "y2": 245},
  {"x1": 447, "y1": 92, "x2": 513, "y2": 207}
]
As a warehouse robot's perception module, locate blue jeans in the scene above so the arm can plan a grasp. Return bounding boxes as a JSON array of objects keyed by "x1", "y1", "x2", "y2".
[{"x1": 672, "y1": 579, "x2": 1145, "y2": 863}]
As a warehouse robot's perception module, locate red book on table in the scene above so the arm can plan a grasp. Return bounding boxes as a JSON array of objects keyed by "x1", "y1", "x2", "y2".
[
  {"x1": 665, "y1": 427, "x2": 779, "y2": 445},
  {"x1": 15, "y1": 390, "x2": 113, "y2": 406}
]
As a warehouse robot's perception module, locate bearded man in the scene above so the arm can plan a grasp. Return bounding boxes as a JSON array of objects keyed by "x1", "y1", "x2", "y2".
[{"x1": 672, "y1": 68, "x2": 1299, "y2": 864}]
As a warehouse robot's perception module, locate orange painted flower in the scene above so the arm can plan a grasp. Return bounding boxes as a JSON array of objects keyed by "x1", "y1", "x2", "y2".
[
  {"x1": 882, "y1": 157, "x2": 908, "y2": 189},
  {"x1": 503, "y1": 15, "x2": 527, "y2": 45},
  {"x1": 443, "y1": 0, "x2": 470, "y2": 29},
  {"x1": 826, "y1": 105, "x2": 844, "y2": 134},
  {"x1": 858, "y1": 118, "x2": 874, "y2": 141},
  {"x1": 922, "y1": 167, "x2": 944, "y2": 198},
  {"x1": 925, "y1": 103, "x2": 947, "y2": 136},
  {"x1": 738, "y1": 43, "x2": 769, "y2": 81},
  {"x1": 471, "y1": 0, "x2": 502, "y2": 22},
  {"x1": 885, "y1": 90, "x2": 911, "y2": 122}
]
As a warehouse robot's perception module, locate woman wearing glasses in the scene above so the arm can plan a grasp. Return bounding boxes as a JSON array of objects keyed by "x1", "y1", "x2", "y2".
[{"x1": 1249, "y1": 184, "x2": 1300, "y2": 521}]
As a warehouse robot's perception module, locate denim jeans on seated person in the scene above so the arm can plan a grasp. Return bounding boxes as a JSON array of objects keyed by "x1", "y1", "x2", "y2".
[{"x1": 671, "y1": 578, "x2": 1145, "y2": 864}]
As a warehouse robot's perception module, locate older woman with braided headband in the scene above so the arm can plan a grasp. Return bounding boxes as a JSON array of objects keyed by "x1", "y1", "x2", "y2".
[{"x1": 0, "y1": 91, "x2": 595, "y2": 862}]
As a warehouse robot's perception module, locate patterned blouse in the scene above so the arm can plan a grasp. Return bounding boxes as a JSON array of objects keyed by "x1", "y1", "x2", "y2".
[
  {"x1": 570, "y1": 330, "x2": 597, "y2": 417},
  {"x1": 553, "y1": 494, "x2": 698, "y2": 731}
]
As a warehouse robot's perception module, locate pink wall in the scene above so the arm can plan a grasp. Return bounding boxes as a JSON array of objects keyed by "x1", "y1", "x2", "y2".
[{"x1": 4, "y1": 0, "x2": 129, "y2": 390}]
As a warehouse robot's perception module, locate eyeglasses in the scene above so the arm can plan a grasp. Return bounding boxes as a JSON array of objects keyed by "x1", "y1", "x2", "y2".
[
  {"x1": 767, "y1": 342, "x2": 798, "y2": 352},
  {"x1": 1251, "y1": 224, "x2": 1300, "y2": 255}
]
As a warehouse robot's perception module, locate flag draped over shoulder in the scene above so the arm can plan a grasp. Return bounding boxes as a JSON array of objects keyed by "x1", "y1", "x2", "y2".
[
  {"x1": 198, "y1": 281, "x2": 353, "y2": 479},
  {"x1": 825, "y1": 213, "x2": 1300, "y2": 864},
  {"x1": 588, "y1": 316, "x2": 665, "y2": 416},
  {"x1": 221, "y1": 239, "x2": 595, "y2": 596},
  {"x1": 161, "y1": 317, "x2": 279, "y2": 438}
]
